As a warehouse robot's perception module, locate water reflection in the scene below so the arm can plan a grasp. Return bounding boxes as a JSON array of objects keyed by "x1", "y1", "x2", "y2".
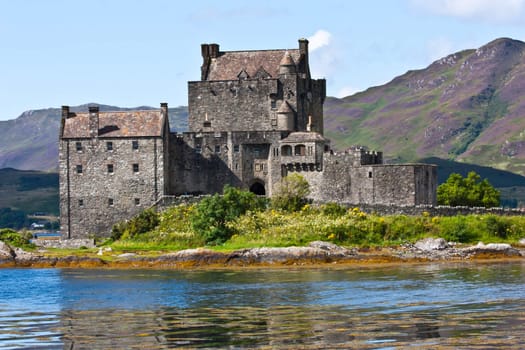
[{"x1": 0, "y1": 262, "x2": 524, "y2": 349}]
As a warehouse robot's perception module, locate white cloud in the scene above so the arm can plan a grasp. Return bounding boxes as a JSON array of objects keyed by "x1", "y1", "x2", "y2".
[
  {"x1": 412, "y1": 0, "x2": 525, "y2": 22},
  {"x1": 308, "y1": 30, "x2": 332, "y2": 52}
]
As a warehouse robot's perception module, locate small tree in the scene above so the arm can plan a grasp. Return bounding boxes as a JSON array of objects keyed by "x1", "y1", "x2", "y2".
[
  {"x1": 437, "y1": 171, "x2": 500, "y2": 208},
  {"x1": 271, "y1": 173, "x2": 310, "y2": 211},
  {"x1": 190, "y1": 185, "x2": 267, "y2": 244}
]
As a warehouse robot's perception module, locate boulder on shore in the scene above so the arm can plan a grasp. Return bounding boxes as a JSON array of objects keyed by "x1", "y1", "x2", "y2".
[{"x1": 414, "y1": 238, "x2": 448, "y2": 251}]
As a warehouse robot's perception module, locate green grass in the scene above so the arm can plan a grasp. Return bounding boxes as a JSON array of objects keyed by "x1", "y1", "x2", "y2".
[{"x1": 107, "y1": 204, "x2": 525, "y2": 252}]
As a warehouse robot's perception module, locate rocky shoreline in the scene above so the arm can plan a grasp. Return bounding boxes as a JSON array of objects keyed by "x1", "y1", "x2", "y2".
[{"x1": 1, "y1": 239, "x2": 524, "y2": 269}]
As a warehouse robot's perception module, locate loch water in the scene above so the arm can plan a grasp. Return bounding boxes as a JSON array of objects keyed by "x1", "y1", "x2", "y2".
[{"x1": 1, "y1": 262, "x2": 524, "y2": 349}]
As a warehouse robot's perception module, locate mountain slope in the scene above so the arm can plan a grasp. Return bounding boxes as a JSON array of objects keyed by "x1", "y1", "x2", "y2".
[
  {"x1": 324, "y1": 38, "x2": 525, "y2": 175},
  {"x1": 0, "y1": 104, "x2": 188, "y2": 171}
]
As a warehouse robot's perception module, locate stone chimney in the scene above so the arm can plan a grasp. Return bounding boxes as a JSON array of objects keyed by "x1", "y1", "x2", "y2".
[
  {"x1": 88, "y1": 105, "x2": 99, "y2": 138},
  {"x1": 160, "y1": 102, "x2": 168, "y2": 121},
  {"x1": 61, "y1": 106, "x2": 70, "y2": 119},
  {"x1": 201, "y1": 43, "x2": 220, "y2": 80},
  {"x1": 298, "y1": 38, "x2": 309, "y2": 76}
]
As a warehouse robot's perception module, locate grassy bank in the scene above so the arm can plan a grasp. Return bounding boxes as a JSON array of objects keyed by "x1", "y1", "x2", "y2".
[{"x1": 106, "y1": 203, "x2": 525, "y2": 252}]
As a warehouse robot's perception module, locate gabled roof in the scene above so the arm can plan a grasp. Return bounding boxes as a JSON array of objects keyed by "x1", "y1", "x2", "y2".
[
  {"x1": 61, "y1": 110, "x2": 164, "y2": 139},
  {"x1": 280, "y1": 132, "x2": 325, "y2": 143},
  {"x1": 206, "y1": 49, "x2": 301, "y2": 81}
]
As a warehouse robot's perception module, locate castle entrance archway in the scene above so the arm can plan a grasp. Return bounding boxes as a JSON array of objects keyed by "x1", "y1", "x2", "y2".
[{"x1": 249, "y1": 181, "x2": 266, "y2": 196}]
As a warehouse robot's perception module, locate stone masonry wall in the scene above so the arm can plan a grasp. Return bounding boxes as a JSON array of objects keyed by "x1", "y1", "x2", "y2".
[
  {"x1": 188, "y1": 79, "x2": 280, "y2": 132},
  {"x1": 60, "y1": 136, "x2": 166, "y2": 238}
]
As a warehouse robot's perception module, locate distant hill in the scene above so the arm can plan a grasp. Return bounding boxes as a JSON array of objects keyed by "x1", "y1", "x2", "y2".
[
  {"x1": 0, "y1": 168, "x2": 59, "y2": 215},
  {"x1": 0, "y1": 104, "x2": 188, "y2": 171},
  {"x1": 324, "y1": 38, "x2": 525, "y2": 176}
]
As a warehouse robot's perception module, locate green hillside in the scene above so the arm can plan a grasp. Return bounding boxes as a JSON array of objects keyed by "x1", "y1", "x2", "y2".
[
  {"x1": 324, "y1": 38, "x2": 525, "y2": 176},
  {"x1": 0, "y1": 168, "x2": 59, "y2": 215}
]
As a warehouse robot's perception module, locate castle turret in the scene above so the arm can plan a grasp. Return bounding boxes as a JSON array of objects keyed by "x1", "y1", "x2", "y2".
[
  {"x1": 277, "y1": 101, "x2": 295, "y2": 131},
  {"x1": 279, "y1": 51, "x2": 296, "y2": 75}
]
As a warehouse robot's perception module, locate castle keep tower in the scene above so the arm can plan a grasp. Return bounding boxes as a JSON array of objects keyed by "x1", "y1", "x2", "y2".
[{"x1": 172, "y1": 39, "x2": 327, "y2": 196}]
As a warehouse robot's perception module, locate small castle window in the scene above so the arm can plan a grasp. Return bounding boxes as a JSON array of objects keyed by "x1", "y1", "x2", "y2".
[
  {"x1": 307, "y1": 146, "x2": 314, "y2": 156},
  {"x1": 295, "y1": 144, "x2": 306, "y2": 156},
  {"x1": 271, "y1": 99, "x2": 277, "y2": 109},
  {"x1": 108, "y1": 198, "x2": 114, "y2": 206},
  {"x1": 107, "y1": 164, "x2": 114, "y2": 174},
  {"x1": 273, "y1": 147, "x2": 279, "y2": 157},
  {"x1": 75, "y1": 142, "x2": 82, "y2": 152},
  {"x1": 132, "y1": 140, "x2": 139, "y2": 150},
  {"x1": 234, "y1": 145, "x2": 240, "y2": 153},
  {"x1": 271, "y1": 118, "x2": 277, "y2": 126},
  {"x1": 215, "y1": 145, "x2": 221, "y2": 153},
  {"x1": 134, "y1": 198, "x2": 140, "y2": 206},
  {"x1": 78, "y1": 199, "x2": 84, "y2": 207},
  {"x1": 106, "y1": 141, "x2": 113, "y2": 151},
  {"x1": 133, "y1": 163, "x2": 139, "y2": 173},
  {"x1": 76, "y1": 165, "x2": 83, "y2": 174},
  {"x1": 203, "y1": 121, "x2": 211, "y2": 128},
  {"x1": 282, "y1": 145, "x2": 292, "y2": 156},
  {"x1": 368, "y1": 171, "x2": 373, "y2": 178}
]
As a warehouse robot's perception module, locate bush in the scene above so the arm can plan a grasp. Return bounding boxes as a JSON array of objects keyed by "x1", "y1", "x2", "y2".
[
  {"x1": 0, "y1": 228, "x2": 34, "y2": 248},
  {"x1": 320, "y1": 202, "x2": 347, "y2": 217},
  {"x1": 190, "y1": 186, "x2": 267, "y2": 244},
  {"x1": 111, "y1": 208, "x2": 159, "y2": 241},
  {"x1": 271, "y1": 174, "x2": 310, "y2": 212},
  {"x1": 437, "y1": 172, "x2": 500, "y2": 207}
]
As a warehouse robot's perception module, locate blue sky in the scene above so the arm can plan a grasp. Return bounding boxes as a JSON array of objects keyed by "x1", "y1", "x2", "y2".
[{"x1": 2, "y1": 0, "x2": 525, "y2": 120}]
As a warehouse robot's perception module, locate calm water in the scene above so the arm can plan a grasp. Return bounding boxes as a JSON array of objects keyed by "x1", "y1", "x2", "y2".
[{"x1": 0, "y1": 262, "x2": 524, "y2": 349}]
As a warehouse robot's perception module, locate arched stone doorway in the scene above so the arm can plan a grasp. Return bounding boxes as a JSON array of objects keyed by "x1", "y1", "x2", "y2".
[{"x1": 249, "y1": 181, "x2": 266, "y2": 196}]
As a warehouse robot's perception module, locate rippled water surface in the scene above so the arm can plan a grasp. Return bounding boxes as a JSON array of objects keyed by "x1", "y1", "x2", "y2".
[{"x1": 1, "y1": 262, "x2": 524, "y2": 349}]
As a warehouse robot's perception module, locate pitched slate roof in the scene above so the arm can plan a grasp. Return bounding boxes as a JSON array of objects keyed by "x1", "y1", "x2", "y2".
[
  {"x1": 61, "y1": 110, "x2": 164, "y2": 138},
  {"x1": 206, "y1": 49, "x2": 301, "y2": 81}
]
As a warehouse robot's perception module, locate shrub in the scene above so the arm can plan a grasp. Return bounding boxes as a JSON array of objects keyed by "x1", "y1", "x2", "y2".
[
  {"x1": 190, "y1": 186, "x2": 267, "y2": 245},
  {"x1": 320, "y1": 202, "x2": 347, "y2": 217},
  {"x1": 271, "y1": 174, "x2": 310, "y2": 212},
  {"x1": 437, "y1": 171, "x2": 500, "y2": 207},
  {"x1": 0, "y1": 228, "x2": 34, "y2": 248},
  {"x1": 111, "y1": 208, "x2": 159, "y2": 241}
]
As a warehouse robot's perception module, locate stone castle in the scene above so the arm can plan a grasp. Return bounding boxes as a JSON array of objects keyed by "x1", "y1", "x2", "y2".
[{"x1": 59, "y1": 39, "x2": 437, "y2": 238}]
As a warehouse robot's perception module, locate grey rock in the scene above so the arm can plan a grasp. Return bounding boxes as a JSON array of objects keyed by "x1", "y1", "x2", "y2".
[
  {"x1": 414, "y1": 238, "x2": 448, "y2": 251},
  {"x1": 0, "y1": 241, "x2": 15, "y2": 260}
]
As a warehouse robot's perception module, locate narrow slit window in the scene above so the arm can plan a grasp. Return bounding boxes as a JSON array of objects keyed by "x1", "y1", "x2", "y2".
[
  {"x1": 133, "y1": 163, "x2": 139, "y2": 173},
  {"x1": 107, "y1": 164, "x2": 114, "y2": 173},
  {"x1": 76, "y1": 165, "x2": 83, "y2": 174},
  {"x1": 106, "y1": 141, "x2": 113, "y2": 151}
]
